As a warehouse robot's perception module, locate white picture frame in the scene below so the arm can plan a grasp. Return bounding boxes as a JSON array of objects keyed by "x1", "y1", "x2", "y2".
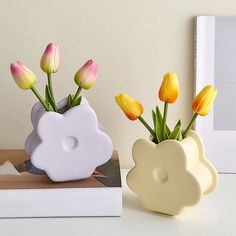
[{"x1": 195, "y1": 16, "x2": 236, "y2": 173}]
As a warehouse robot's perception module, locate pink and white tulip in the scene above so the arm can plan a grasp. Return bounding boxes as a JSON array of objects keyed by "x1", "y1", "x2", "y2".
[
  {"x1": 74, "y1": 59, "x2": 98, "y2": 90},
  {"x1": 10, "y1": 61, "x2": 36, "y2": 90},
  {"x1": 40, "y1": 43, "x2": 60, "y2": 73}
]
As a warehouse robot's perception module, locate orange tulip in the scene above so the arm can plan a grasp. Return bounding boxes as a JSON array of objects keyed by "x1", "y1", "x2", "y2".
[
  {"x1": 115, "y1": 93, "x2": 143, "y2": 121},
  {"x1": 159, "y1": 72, "x2": 179, "y2": 103},
  {"x1": 192, "y1": 85, "x2": 217, "y2": 116}
]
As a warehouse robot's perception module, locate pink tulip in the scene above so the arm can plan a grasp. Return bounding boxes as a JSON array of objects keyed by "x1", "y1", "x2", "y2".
[
  {"x1": 10, "y1": 61, "x2": 36, "y2": 90},
  {"x1": 40, "y1": 43, "x2": 60, "y2": 73},
  {"x1": 74, "y1": 59, "x2": 98, "y2": 89}
]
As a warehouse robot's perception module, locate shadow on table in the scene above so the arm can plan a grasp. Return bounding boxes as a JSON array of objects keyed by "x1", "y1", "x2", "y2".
[
  {"x1": 123, "y1": 191, "x2": 173, "y2": 218},
  {"x1": 122, "y1": 191, "x2": 143, "y2": 211}
]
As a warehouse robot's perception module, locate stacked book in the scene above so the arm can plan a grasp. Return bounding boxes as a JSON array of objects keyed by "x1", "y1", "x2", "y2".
[{"x1": 0, "y1": 150, "x2": 122, "y2": 217}]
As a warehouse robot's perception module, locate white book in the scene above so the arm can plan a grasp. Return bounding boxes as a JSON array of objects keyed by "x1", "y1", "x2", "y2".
[
  {"x1": 195, "y1": 16, "x2": 236, "y2": 173},
  {"x1": 0, "y1": 150, "x2": 122, "y2": 217}
]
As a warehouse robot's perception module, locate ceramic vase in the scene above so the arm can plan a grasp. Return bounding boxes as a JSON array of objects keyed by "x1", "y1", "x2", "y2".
[
  {"x1": 25, "y1": 97, "x2": 113, "y2": 182},
  {"x1": 126, "y1": 130, "x2": 218, "y2": 215}
]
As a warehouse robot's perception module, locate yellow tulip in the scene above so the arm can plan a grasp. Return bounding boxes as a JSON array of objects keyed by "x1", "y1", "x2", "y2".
[
  {"x1": 115, "y1": 93, "x2": 143, "y2": 121},
  {"x1": 192, "y1": 85, "x2": 217, "y2": 116},
  {"x1": 158, "y1": 72, "x2": 179, "y2": 103}
]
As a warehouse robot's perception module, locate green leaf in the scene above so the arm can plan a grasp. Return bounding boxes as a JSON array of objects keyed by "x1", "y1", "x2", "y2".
[
  {"x1": 173, "y1": 120, "x2": 182, "y2": 140},
  {"x1": 155, "y1": 106, "x2": 162, "y2": 142},
  {"x1": 156, "y1": 106, "x2": 162, "y2": 126},
  {"x1": 45, "y1": 85, "x2": 52, "y2": 103},
  {"x1": 170, "y1": 125, "x2": 181, "y2": 140},
  {"x1": 66, "y1": 94, "x2": 72, "y2": 110},
  {"x1": 152, "y1": 110, "x2": 156, "y2": 130},
  {"x1": 165, "y1": 129, "x2": 170, "y2": 139},
  {"x1": 72, "y1": 96, "x2": 82, "y2": 107},
  {"x1": 45, "y1": 85, "x2": 56, "y2": 111},
  {"x1": 44, "y1": 100, "x2": 54, "y2": 111},
  {"x1": 152, "y1": 110, "x2": 159, "y2": 142},
  {"x1": 77, "y1": 96, "x2": 82, "y2": 105},
  {"x1": 178, "y1": 130, "x2": 183, "y2": 141},
  {"x1": 174, "y1": 119, "x2": 181, "y2": 129},
  {"x1": 166, "y1": 124, "x2": 171, "y2": 137},
  {"x1": 48, "y1": 104, "x2": 54, "y2": 111},
  {"x1": 155, "y1": 105, "x2": 171, "y2": 141},
  {"x1": 45, "y1": 89, "x2": 49, "y2": 104}
]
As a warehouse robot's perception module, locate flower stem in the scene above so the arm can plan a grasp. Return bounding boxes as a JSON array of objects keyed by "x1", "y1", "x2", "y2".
[
  {"x1": 71, "y1": 86, "x2": 82, "y2": 106},
  {"x1": 47, "y1": 73, "x2": 57, "y2": 111},
  {"x1": 138, "y1": 116, "x2": 157, "y2": 142},
  {"x1": 183, "y1": 113, "x2": 198, "y2": 138},
  {"x1": 162, "y1": 102, "x2": 168, "y2": 140},
  {"x1": 31, "y1": 87, "x2": 50, "y2": 111}
]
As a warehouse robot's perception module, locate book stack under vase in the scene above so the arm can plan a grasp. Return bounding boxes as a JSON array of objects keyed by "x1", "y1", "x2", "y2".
[{"x1": 0, "y1": 150, "x2": 122, "y2": 217}]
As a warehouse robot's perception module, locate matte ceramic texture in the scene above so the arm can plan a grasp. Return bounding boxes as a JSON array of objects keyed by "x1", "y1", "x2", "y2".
[
  {"x1": 25, "y1": 97, "x2": 105, "y2": 156},
  {"x1": 126, "y1": 130, "x2": 218, "y2": 216},
  {"x1": 25, "y1": 97, "x2": 113, "y2": 182}
]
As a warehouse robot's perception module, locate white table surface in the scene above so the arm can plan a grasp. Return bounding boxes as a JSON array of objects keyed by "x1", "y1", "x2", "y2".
[{"x1": 0, "y1": 169, "x2": 235, "y2": 236}]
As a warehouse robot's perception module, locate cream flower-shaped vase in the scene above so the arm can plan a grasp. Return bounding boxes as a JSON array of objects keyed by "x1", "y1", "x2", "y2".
[
  {"x1": 25, "y1": 97, "x2": 113, "y2": 182},
  {"x1": 126, "y1": 130, "x2": 218, "y2": 216}
]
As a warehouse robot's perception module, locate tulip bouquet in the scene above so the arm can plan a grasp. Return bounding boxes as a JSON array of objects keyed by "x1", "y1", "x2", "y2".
[
  {"x1": 115, "y1": 72, "x2": 217, "y2": 143},
  {"x1": 10, "y1": 43, "x2": 98, "y2": 112},
  {"x1": 9, "y1": 43, "x2": 115, "y2": 182},
  {"x1": 123, "y1": 73, "x2": 219, "y2": 215}
]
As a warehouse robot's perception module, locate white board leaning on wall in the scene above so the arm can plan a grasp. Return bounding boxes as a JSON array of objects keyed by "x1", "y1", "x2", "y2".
[{"x1": 195, "y1": 16, "x2": 236, "y2": 173}]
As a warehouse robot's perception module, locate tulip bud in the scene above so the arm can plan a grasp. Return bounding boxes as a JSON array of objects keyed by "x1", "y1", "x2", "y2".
[
  {"x1": 10, "y1": 61, "x2": 36, "y2": 90},
  {"x1": 74, "y1": 59, "x2": 98, "y2": 90},
  {"x1": 158, "y1": 72, "x2": 179, "y2": 103},
  {"x1": 40, "y1": 43, "x2": 60, "y2": 73},
  {"x1": 192, "y1": 85, "x2": 217, "y2": 116},
  {"x1": 115, "y1": 93, "x2": 143, "y2": 121}
]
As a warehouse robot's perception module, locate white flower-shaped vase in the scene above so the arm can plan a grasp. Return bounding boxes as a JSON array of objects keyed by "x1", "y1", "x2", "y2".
[
  {"x1": 126, "y1": 130, "x2": 218, "y2": 216},
  {"x1": 25, "y1": 97, "x2": 113, "y2": 182}
]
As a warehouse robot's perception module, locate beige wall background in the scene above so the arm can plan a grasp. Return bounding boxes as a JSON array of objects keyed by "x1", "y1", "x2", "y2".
[{"x1": 0, "y1": 0, "x2": 235, "y2": 168}]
